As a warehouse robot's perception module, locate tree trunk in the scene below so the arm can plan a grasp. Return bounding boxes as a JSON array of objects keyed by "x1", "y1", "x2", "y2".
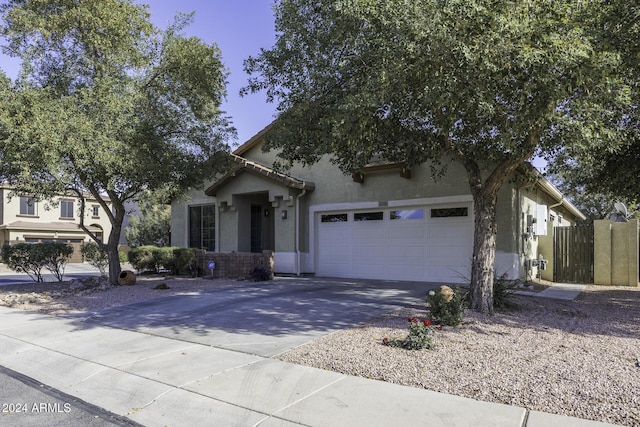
[
  {"x1": 105, "y1": 204, "x2": 125, "y2": 286},
  {"x1": 469, "y1": 189, "x2": 498, "y2": 314},
  {"x1": 106, "y1": 222, "x2": 122, "y2": 286}
]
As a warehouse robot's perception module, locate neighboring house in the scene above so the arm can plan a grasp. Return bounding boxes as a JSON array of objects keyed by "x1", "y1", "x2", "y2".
[
  {"x1": 171, "y1": 124, "x2": 585, "y2": 284},
  {"x1": 0, "y1": 185, "x2": 113, "y2": 262}
]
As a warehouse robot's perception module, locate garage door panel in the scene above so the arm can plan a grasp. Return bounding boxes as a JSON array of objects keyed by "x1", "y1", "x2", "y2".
[
  {"x1": 429, "y1": 226, "x2": 470, "y2": 239},
  {"x1": 352, "y1": 227, "x2": 386, "y2": 240},
  {"x1": 387, "y1": 264, "x2": 425, "y2": 280},
  {"x1": 317, "y1": 205, "x2": 471, "y2": 283},
  {"x1": 352, "y1": 245, "x2": 387, "y2": 259},
  {"x1": 388, "y1": 245, "x2": 425, "y2": 261},
  {"x1": 320, "y1": 227, "x2": 349, "y2": 240},
  {"x1": 351, "y1": 262, "x2": 387, "y2": 277},
  {"x1": 391, "y1": 224, "x2": 427, "y2": 239},
  {"x1": 429, "y1": 245, "x2": 470, "y2": 258}
]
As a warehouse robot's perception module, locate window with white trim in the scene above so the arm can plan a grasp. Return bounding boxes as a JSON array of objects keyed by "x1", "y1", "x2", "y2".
[
  {"x1": 431, "y1": 207, "x2": 468, "y2": 218},
  {"x1": 19, "y1": 197, "x2": 36, "y2": 216},
  {"x1": 390, "y1": 209, "x2": 424, "y2": 220},
  {"x1": 189, "y1": 204, "x2": 215, "y2": 251},
  {"x1": 60, "y1": 200, "x2": 74, "y2": 219},
  {"x1": 354, "y1": 211, "x2": 384, "y2": 221},
  {"x1": 321, "y1": 213, "x2": 348, "y2": 222}
]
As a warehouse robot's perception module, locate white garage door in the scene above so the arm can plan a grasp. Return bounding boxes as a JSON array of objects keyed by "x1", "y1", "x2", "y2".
[{"x1": 316, "y1": 205, "x2": 472, "y2": 283}]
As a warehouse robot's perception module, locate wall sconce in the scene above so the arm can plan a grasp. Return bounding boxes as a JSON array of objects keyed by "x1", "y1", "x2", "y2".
[
  {"x1": 264, "y1": 208, "x2": 270, "y2": 217},
  {"x1": 281, "y1": 210, "x2": 288, "y2": 220}
]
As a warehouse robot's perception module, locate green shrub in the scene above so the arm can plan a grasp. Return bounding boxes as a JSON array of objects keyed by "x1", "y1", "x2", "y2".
[
  {"x1": 81, "y1": 242, "x2": 109, "y2": 277},
  {"x1": 151, "y1": 246, "x2": 175, "y2": 272},
  {"x1": 118, "y1": 250, "x2": 127, "y2": 263},
  {"x1": 39, "y1": 242, "x2": 73, "y2": 281},
  {"x1": 427, "y1": 285, "x2": 466, "y2": 326},
  {"x1": 383, "y1": 317, "x2": 437, "y2": 350},
  {"x1": 2, "y1": 243, "x2": 45, "y2": 282},
  {"x1": 127, "y1": 245, "x2": 156, "y2": 272},
  {"x1": 493, "y1": 273, "x2": 518, "y2": 309},
  {"x1": 1, "y1": 242, "x2": 72, "y2": 282},
  {"x1": 172, "y1": 248, "x2": 196, "y2": 275}
]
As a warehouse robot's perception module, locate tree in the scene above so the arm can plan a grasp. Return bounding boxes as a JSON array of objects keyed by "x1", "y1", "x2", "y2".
[
  {"x1": 125, "y1": 193, "x2": 171, "y2": 247},
  {"x1": 244, "y1": 0, "x2": 632, "y2": 313},
  {"x1": 547, "y1": 0, "x2": 639, "y2": 208},
  {"x1": 80, "y1": 242, "x2": 109, "y2": 277},
  {"x1": 0, "y1": 0, "x2": 234, "y2": 285},
  {"x1": 548, "y1": 173, "x2": 637, "y2": 222}
]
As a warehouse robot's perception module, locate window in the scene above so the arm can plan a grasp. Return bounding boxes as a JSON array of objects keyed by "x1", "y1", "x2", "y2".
[
  {"x1": 92, "y1": 205, "x2": 100, "y2": 217},
  {"x1": 391, "y1": 209, "x2": 424, "y2": 220},
  {"x1": 189, "y1": 204, "x2": 215, "y2": 251},
  {"x1": 431, "y1": 207, "x2": 468, "y2": 218},
  {"x1": 60, "y1": 200, "x2": 74, "y2": 219},
  {"x1": 354, "y1": 211, "x2": 383, "y2": 221},
  {"x1": 321, "y1": 213, "x2": 348, "y2": 223},
  {"x1": 19, "y1": 197, "x2": 36, "y2": 216}
]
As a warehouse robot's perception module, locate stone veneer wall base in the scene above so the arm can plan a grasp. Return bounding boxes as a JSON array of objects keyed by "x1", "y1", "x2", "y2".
[{"x1": 195, "y1": 250, "x2": 275, "y2": 280}]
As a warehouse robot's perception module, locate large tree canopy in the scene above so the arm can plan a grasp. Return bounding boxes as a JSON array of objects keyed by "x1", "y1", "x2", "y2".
[
  {"x1": 0, "y1": 0, "x2": 234, "y2": 284},
  {"x1": 547, "y1": 0, "x2": 639, "y2": 209},
  {"x1": 244, "y1": 0, "x2": 632, "y2": 313}
]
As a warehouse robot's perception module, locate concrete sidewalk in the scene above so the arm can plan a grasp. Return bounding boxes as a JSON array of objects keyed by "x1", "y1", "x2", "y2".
[
  {"x1": 515, "y1": 283, "x2": 587, "y2": 301},
  {"x1": 0, "y1": 305, "x2": 614, "y2": 427}
]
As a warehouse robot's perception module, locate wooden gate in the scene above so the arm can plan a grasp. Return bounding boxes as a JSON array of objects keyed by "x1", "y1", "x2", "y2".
[{"x1": 554, "y1": 224, "x2": 594, "y2": 283}]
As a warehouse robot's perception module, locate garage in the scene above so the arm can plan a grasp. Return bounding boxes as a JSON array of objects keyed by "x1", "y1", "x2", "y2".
[{"x1": 316, "y1": 204, "x2": 473, "y2": 283}]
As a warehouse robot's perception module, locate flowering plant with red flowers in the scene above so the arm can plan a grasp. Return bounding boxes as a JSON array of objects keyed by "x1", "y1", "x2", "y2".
[{"x1": 382, "y1": 316, "x2": 437, "y2": 350}]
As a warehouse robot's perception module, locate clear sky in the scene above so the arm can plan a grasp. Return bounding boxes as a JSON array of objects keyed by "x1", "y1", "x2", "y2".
[{"x1": 0, "y1": 0, "x2": 279, "y2": 148}]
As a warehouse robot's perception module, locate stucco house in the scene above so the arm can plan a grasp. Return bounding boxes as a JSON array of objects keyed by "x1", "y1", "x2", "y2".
[
  {"x1": 0, "y1": 185, "x2": 113, "y2": 262},
  {"x1": 171, "y1": 124, "x2": 585, "y2": 284}
]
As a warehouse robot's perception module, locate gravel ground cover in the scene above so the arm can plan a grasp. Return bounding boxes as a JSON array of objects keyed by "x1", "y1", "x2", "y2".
[
  {"x1": 0, "y1": 277, "x2": 638, "y2": 426},
  {"x1": 278, "y1": 286, "x2": 640, "y2": 426}
]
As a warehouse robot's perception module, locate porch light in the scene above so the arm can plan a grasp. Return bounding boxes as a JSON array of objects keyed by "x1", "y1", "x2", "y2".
[{"x1": 281, "y1": 210, "x2": 288, "y2": 220}]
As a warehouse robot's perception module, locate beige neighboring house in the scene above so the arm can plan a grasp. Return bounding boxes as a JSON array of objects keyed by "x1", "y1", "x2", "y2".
[{"x1": 0, "y1": 185, "x2": 113, "y2": 263}]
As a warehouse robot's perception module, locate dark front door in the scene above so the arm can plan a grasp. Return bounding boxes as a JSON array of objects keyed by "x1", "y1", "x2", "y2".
[{"x1": 251, "y1": 204, "x2": 263, "y2": 253}]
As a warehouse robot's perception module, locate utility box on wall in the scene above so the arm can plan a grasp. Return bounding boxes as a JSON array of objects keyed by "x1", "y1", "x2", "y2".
[{"x1": 535, "y1": 205, "x2": 548, "y2": 236}]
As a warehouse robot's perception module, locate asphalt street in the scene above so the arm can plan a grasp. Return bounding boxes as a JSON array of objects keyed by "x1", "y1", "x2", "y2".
[
  {"x1": 0, "y1": 366, "x2": 140, "y2": 427},
  {"x1": 0, "y1": 264, "x2": 128, "y2": 426},
  {"x1": 0, "y1": 263, "x2": 104, "y2": 286}
]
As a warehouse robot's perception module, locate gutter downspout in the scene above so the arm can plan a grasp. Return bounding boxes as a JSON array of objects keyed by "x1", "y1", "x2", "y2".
[
  {"x1": 517, "y1": 182, "x2": 536, "y2": 279},
  {"x1": 549, "y1": 198, "x2": 564, "y2": 211},
  {"x1": 295, "y1": 188, "x2": 307, "y2": 276}
]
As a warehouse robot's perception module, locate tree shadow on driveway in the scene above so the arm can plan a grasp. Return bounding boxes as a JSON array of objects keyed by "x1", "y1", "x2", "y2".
[{"x1": 67, "y1": 278, "x2": 439, "y2": 346}]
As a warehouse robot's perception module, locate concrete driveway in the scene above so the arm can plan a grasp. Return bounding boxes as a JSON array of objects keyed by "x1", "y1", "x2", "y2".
[{"x1": 74, "y1": 277, "x2": 437, "y2": 357}]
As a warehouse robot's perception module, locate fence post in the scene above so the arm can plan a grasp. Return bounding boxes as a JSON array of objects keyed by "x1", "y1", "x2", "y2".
[{"x1": 627, "y1": 220, "x2": 639, "y2": 287}]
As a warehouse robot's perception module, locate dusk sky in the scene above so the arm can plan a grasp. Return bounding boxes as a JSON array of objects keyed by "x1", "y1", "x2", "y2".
[{"x1": 0, "y1": 0, "x2": 279, "y2": 147}]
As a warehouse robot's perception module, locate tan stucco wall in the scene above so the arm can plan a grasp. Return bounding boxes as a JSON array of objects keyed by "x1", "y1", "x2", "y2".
[
  {"x1": 496, "y1": 183, "x2": 579, "y2": 282},
  {"x1": 594, "y1": 219, "x2": 639, "y2": 286},
  {"x1": 170, "y1": 181, "x2": 217, "y2": 248},
  {"x1": 215, "y1": 173, "x2": 299, "y2": 253}
]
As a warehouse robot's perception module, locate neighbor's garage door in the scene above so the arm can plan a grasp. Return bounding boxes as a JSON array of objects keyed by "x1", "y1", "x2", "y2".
[{"x1": 316, "y1": 205, "x2": 472, "y2": 283}]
